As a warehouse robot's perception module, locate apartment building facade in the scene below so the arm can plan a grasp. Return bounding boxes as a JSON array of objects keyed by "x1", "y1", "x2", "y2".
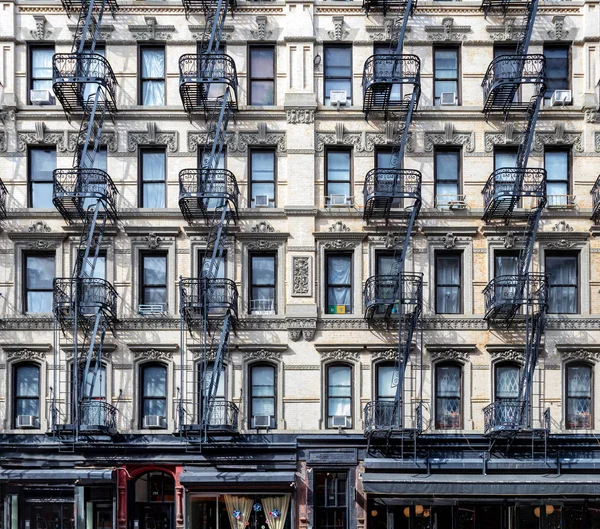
[{"x1": 0, "y1": 0, "x2": 600, "y2": 526}]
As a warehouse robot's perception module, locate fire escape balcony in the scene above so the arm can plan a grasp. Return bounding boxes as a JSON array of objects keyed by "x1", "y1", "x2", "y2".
[
  {"x1": 482, "y1": 168, "x2": 546, "y2": 222},
  {"x1": 54, "y1": 401, "x2": 118, "y2": 436},
  {"x1": 179, "y1": 168, "x2": 239, "y2": 224},
  {"x1": 364, "y1": 400, "x2": 423, "y2": 435},
  {"x1": 364, "y1": 273, "x2": 422, "y2": 320},
  {"x1": 180, "y1": 277, "x2": 238, "y2": 328},
  {"x1": 483, "y1": 400, "x2": 550, "y2": 436},
  {"x1": 53, "y1": 168, "x2": 118, "y2": 225},
  {"x1": 181, "y1": 0, "x2": 236, "y2": 17},
  {"x1": 363, "y1": 168, "x2": 421, "y2": 221},
  {"x1": 0, "y1": 178, "x2": 7, "y2": 218},
  {"x1": 483, "y1": 273, "x2": 548, "y2": 324},
  {"x1": 482, "y1": 55, "x2": 545, "y2": 119},
  {"x1": 181, "y1": 401, "x2": 239, "y2": 434},
  {"x1": 362, "y1": 54, "x2": 420, "y2": 120},
  {"x1": 179, "y1": 54, "x2": 238, "y2": 114},
  {"x1": 362, "y1": 0, "x2": 416, "y2": 16},
  {"x1": 52, "y1": 54, "x2": 117, "y2": 116},
  {"x1": 591, "y1": 175, "x2": 600, "y2": 223}
]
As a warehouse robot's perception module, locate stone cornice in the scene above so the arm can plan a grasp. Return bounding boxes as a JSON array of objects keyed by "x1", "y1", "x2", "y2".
[{"x1": 237, "y1": 344, "x2": 288, "y2": 353}]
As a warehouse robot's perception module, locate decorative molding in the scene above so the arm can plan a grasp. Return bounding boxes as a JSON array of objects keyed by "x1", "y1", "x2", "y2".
[
  {"x1": 247, "y1": 240, "x2": 279, "y2": 250},
  {"x1": 488, "y1": 349, "x2": 524, "y2": 363},
  {"x1": 128, "y1": 122, "x2": 178, "y2": 153},
  {"x1": 316, "y1": 128, "x2": 413, "y2": 156},
  {"x1": 371, "y1": 349, "x2": 396, "y2": 362},
  {"x1": 190, "y1": 25, "x2": 233, "y2": 41},
  {"x1": 292, "y1": 257, "x2": 310, "y2": 296},
  {"x1": 243, "y1": 349, "x2": 282, "y2": 362},
  {"x1": 26, "y1": 240, "x2": 60, "y2": 250},
  {"x1": 128, "y1": 17, "x2": 175, "y2": 40},
  {"x1": 533, "y1": 123, "x2": 583, "y2": 154},
  {"x1": 0, "y1": 131, "x2": 6, "y2": 153},
  {"x1": 484, "y1": 123, "x2": 525, "y2": 152},
  {"x1": 188, "y1": 127, "x2": 286, "y2": 156},
  {"x1": 286, "y1": 109, "x2": 314, "y2": 124},
  {"x1": 251, "y1": 221, "x2": 275, "y2": 233},
  {"x1": 287, "y1": 318, "x2": 317, "y2": 342},
  {"x1": 328, "y1": 16, "x2": 349, "y2": 40},
  {"x1": 251, "y1": 15, "x2": 272, "y2": 40},
  {"x1": 140, "y1": 232, "x2": 163, "y2": 249},
  {"x1": 585, "y1": 110, "x2": 599, "y2": 124},
  {"x1": 323, "y1": 239, "x2": 357, "y2": 250},
  {"x1": 486, "y1": 18, "x2": 525, "y2": 41},
  {"x1": 595, "y1": 132, "x2": 600, "y2": 153},
  {"x1": 547, "y1": 16, "x2": 569, "y2": 40},
  {"x1": 31, "y1": 15, "x2": 52, "y2": 40},
  {"x1": 425, "y1": 18, "x2": 471, "y2": 41},
  {"x1": 6, "y1": 349, "x2": 46, "y2": 361},
  {"x1": 133, "y1": 349, "x2": 174, "y2": 362},
  {"x1": 68, "y1": 23, "x2": 114, "y2": 41},
  {"x1": 29, "y1": 220, "x2": 51, "y2": 234},
  {"x1": 561, "y1": 349, "x2": 600, "y2": 363},
  {"x1": 441, "y1": 232, "x2": 457, "y2": 249},
  {"x1": 17, "y1": 127, "x2": 116, "y2": 154},
  {"x1": 320, "y1": 349, "x2": 359, "y2": 362},
  {"x1": 424, "y1": 123, "x2": 474, "y2": 153},
  {"x1": 329, "y1": 220, "x2": 351, "y2": 233},
  {"x1": 370, "y1": 232, "x2": 400, "y2": 249},
  {"x1": 366, "y1": 18, "x2": 402, "y2": 41},
  {"x1": 430, "y1": 349, "x2": 469, "y2": 363}
]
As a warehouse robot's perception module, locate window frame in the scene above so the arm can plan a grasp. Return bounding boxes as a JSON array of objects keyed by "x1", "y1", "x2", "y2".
[
  {"x1": 325, "y1": 148, "x2": 353, "y2": 206},
  {"x1": 544, "y1": 147, "x2": 571, "y2": 207},
  {"x1": 375, "y1": 362, "x2": 396, "y2": 402},
  {"x1": 138, "y1": 45, "x2": 166, "y2": 106},
  {"x1": 249, "y1": 252, "x2": 277, "y2": 315},
  {"x1": 138, "y1": 147, "x2": 167, "y2": 208},
  {"x1": 325, "y1": 252, "x2": 353, "y2": 315},
  {"x1": 565, "y1": 362, "x2": 593, "y2": 430},
  {"x1": 323, "y1": 44, "x2": 352, "y2": 106},
  {"x1": 139, "y1": 252, "x2": 168, "y2": 307},
  {"x1": 543, "y1": 44, "x2": 571, "y2": 101},
  {"x1": 28, "y1": 146, "x2": 57, "y2": 208},
  {"x1": 326, "y1": 363, "x2": 353, "y2": 429},
  {"x1": 433, "y1": 46, "x2": 460, "y2": 106},
  {"x1": 28, "y1": 44, "x2": 55, "y2": 103},
  {"x1": 435, "y1": 362, "x2": 462, "y2": 430},
  {"x1": 23, "y1": 251, "x2": 55, "y2": 314},
  {"x1": 140, "y1": 362, "x2": 168, "y2": 428},
  {"x1": 434, "y1": 251, "x2": 462, "y2": 314},
  {"x1": 249, "y1": 148, "x2": 276, "y2": 208},
  {"x1": 545, "y1": 251, "x2": 579, "y2": 314},
  {"x1": 13, "y1": 362, "x2": 41, "y2": 427},
  {"x1": 433, "y1": 147, "x2": 461, "y2": 208},
  {"x1": 249, "y1": 362, "x2": 277, "y2": 429},
  {"x1": 493, "y1": 361, "x2": 521, "y2": 403},
  {"x1": 248, "y1": 45, "x2": 276, "y2": 106},
  {"x1": 314, "y1": 471, "x2": 348, "y2": 529}
]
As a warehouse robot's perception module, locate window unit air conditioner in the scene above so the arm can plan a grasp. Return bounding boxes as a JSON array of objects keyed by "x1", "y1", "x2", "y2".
[
  {"x1": 448, "y1": 198, "x2": 467, "y2": 209},
  {"x1": 550, "y1": 90, "x2": 572, "y2": 106},
  {"x1": 30, "y1": 89, "x2": 53, "y2": 105},
  {"x1": 332, "y1": 415, "x2": 349, "y2": 428},
  {"x1": 138, "y1": 303, "x2": 166, "y2": 315},
  {"x1": 16, "y1": 415, "x2": 37, "y2": 428},
  {"x1": 255, "y1": 194, "x2": 270, "y2": 207},
  {"x1": 440, "y1": 92, "x2": 457, "y2": 106},
  {"x1": 329, "y1": 90, "x2": 347, "y2": 108},
  {"x1": 253, "y1": 415, "x2": 271, "y2": 428},
  {"x1": 329, "y1": 194, "x2": 349, "y2": 207},
  {"x1": 144, "y1": 415, "x2": 165, "y2": 429}
]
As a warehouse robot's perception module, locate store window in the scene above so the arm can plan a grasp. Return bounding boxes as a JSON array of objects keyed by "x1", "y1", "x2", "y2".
[
  {"x1": 133, "y1": 472, "x2": 175, "y2": 529},
  {"x1": 315, "y1": 472, "x2": 347, "y2": 529}
]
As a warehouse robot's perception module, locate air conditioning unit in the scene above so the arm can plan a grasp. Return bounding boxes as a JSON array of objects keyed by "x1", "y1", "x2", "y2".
[
  {"x1": 254, "y1": 194, "x2": 269, "y2": 207},
  {"x1": 329, "y1": 194, "x2": 349, "y2": 206},
  {"x1": 30, "y1": 89, "x2": 53, "y2": 105},
  {"x1": 550, "y1": 89, "x2": 572, "y2": 106},
  {"x1": 253, "y1": 415, "x2": 271, "y2": 428},
  {"x1": 448, "y1": 199, "x2": 467, "y2": 209},
  {"x1": 329, "y1": 90, "x2": 348, "y2": 107},
  {"x1": 332, "y1": 415, "x2": 349, "y2": 428},
  {"x1": 144, "y1": 415, "x2": 165, "y2": 429},
  {"x1": 440, "y1": 92, "x2": 457, "y2": 106},
  {"x1": 16, "y1": 415, "x2": 37, "y2": 428},
  {"x1": 138, "y1": 303, "x2": 166, "y2": 315}
]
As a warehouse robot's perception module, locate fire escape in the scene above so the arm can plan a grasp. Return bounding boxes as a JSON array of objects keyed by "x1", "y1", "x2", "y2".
[
  {"x1": 177, "y1": 0, "x2": 240, "y2": 443},
  {"x1": 51, "y1": 0, "x2": 119, "y2": 442},
  {"x1": 361, "y1": 0, "x2": 423, "y2": 453},
  {"x1": 480, "y1": 0, "x2": 550, "y2": 444}
]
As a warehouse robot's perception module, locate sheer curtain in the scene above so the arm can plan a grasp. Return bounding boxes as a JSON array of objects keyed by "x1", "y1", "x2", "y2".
[
  {"x1": 436, "y1": 256, "x2": 460, "y2": 314},
  {"x1": 263, "y1": 496, "x2": 290, "y2": 529},
  {"x1": 224, "y1": 496, "x2": 253, "y2": 529},
  {"x1": 32, "y1": 49, "x2": 53, "y2": 91},
  {"x1": 328, "y1": 365, "x2": 351, "y2": 422},
  {"x1": 142, "y1": 49, "x2": 165, "y2": 105},
  {"x1": 567, "y1": 366, "x2": 591, "y2": 427},
  {"x1": 547, "y1": 256, "x2": 577, "y2": 313},
  {"x1": 142, "y1": 152, "x2": 166, "y2": 208},
  {"x1": 327, "y1": 256, "x2": 351, "y2": 310},
  {"x1": 26, "y1": 256, "x2": 54, "y2": 313}
]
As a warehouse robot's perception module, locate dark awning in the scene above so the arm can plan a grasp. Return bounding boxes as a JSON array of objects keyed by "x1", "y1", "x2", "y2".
[
  {"x1": 363, "y1": 473, "x2": 600, "y2": 496},
  {"x1": 0, "y1": 469, "x2": 114, "y2": 483},
  {"x1": 180, "y1": 469, "x2": 296, "y2": 485}
]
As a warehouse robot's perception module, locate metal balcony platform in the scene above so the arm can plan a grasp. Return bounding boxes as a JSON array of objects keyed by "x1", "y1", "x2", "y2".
[
  {"x1": 181, "y1": 0, "x2": 236, "y2": 16},
  {"x1": 362, "y1": 0, "x2": 416, "y2": 16},
  {"x1": 53, "y1": 401, "x2": 118, "y2": 436},
  {"x1": 483, "y1": 400, "x2": 550, "y2": 439},
  {"x1": 363, "y1": 168, "x2": 421, "y2": 222},
  {"x1": 179, "y1": 54, "x2": 238, "y2": 114},
  {"x1": 53, "y1": 54, "x2": 117, "y2": 116},
  {"x1": 364, "y1": 273, "x2": 422, "y2": 320},
  {"x1": 482, "y1": 168, "x2": 546, "y2": 222},
  {"x1": 181, "y1": 401, "x2": 239, "y2": 434},
  {"x1": 180, "y1": 277, "x2": 238, "y2": 327},
  {"x1": 592, "y1": 175, "x2": 600, "y2": 223},
  {"x1": 179, "y1": 168, "x2": 239, "y2": 224},
  {"x1": 483, "y1": 273, "x2": 547, "y2": 324},
  {"x1": 363, "y1": 54, "x2": 420, "y2": 120},
  {"x1": 364, "y1": 401, "x2": 422, "y2": 438},
  {"x1": 482, "y1": 55, "x2": 545, "y2": 120},
  {"x1": 53, "y1": 168, "x2": 118, "y2": 225}
]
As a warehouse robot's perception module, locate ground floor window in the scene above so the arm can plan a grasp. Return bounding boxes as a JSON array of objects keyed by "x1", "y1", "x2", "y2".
[{"x1": 21, "y1": 490, "x2": 74, "y2": 529}]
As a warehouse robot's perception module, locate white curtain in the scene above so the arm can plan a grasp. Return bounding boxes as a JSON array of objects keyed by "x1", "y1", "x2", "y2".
[
  {"x1": 142, "y1": 49, "x2": 165, "y2": 105},
  {"x1": 32, "y1": 49, "x2": 53, "y2": 91},
  {"x1": 547, "y1": 256, "x2": 577, "y2": 313},
  {"x1": 436, "y1": 256, "x2": 460, "y2": 313},
  {"x1": 328, "y1": 365, "x2": 351, "y2": 418},
  {"x1": 263, "y1": 496, "x2": 291, "y2": 529},
  {"x1": 327, "y1": 256, "x2": 351, "y2": 308},
  {"x1": 224, "y1": 496, "x2": 253, "y2": 529}
]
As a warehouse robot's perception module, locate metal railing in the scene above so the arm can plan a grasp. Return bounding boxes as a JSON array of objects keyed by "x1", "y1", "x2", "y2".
[
  {"x1": 363, "y1": 54, "x2": 420, "y2": 91},
  {"x1": 483, "y1": 400, "x2": 524, "y2": 434},
  {"x1": 0, "y1": 178, "x2": 7, "y2": 218},
  {"x1": 53, "y1": 278, "x2": 118, "y2": 321},
  {"x1": 182, "y1": 400, "x2": 239, "y2": 432},
  {"x1": 79, "y1": 401, "x2": 117, "y2": 432},
  {"x1": 364, "y1": 273, "x2": 422, "y2": 316},
  {"x1": 179, "y1": 168, "x2": 239, "y2": 211},
  {"x1": 435, "y1": 194, "x2": 467, "y2": 209},
  {"x1": 482, "y1": 55, "x2": 545, "y2": 102},
  {"x1": 592, "y1": 175, "x2": 600, "y2": 222},
  {"x1": 546, "y1": 194, "x2": 576, "y2": 208},
  {"x1": 250, "y1": 298, "x2": 275, "y2": 315},
  {"x1": 180, "y1": 277, "x2": 238, "y2": 321},
  {"x1": 483, "y1": 273, "x2": 547, "y2": 319},
  {"x1": 179, "y1": 54, "x2": 238, "y2": 93},
  {"x1": 364, "y1": 168, "x2": 421, "y2": 202},
  {"x1": 364, "y1": 400, "x2": 402, "y2": 431},
  {"x1": 482, "y1": 168, "x2": 546, "y2": 212},
  {"x1": 53, "y1": 53, "x2": 117, "y2": 100}
]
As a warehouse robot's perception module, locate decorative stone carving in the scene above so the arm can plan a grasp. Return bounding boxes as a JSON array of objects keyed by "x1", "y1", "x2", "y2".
[
  {"x1": 489, "y1": 349, "x2": 523, "y2": 363},
  {"x1": 292, "y1": 257, "x2": 310, "y2": 296},
  {"x1": 133, "y1": 349, "x2": 173, "y2": 361},
  {"x1": 26, "y1": 240, "x2": 58, "y2": 250},
  {"x1": 552, "y1": 220, "x2": 573, "y2": 233},
  {"x1": 68, "y1": 23, "x2": 114, "y2": 41},
  {"x1": 484, "y1": 125, "x2": 525, "y2": 152},
  {"x1": 0, "y1": 131, "x2": 6, "y2": 153},
  {"x1": 129, "y1": 17, "x2": 175, "y2": 40},
  {"x1": 321, "y1": 350, "x2": 359, "y2": 362},
  {"x1": 244, "y1": 350, "x2": 282, "y2": 362},
  {"x1": 287, "y1": 318, "x2": 317, "y2": 342},
  {"x1": 140, "y1": 232, "x2": 162, "y2": 249},
  {"x1": 372, "y1": 349, "x2": 396, "y2": 361},
  {"x1": 486, "y1": 18, "x2": 525, "y2": 41},
  {"x1": 189, "y1": 130, "x2": 286, "y2": 156},
  {"x1": 366, "y1": 19, "x2": 399, "y2": 41},
  {"x1": 251, "y1": 221, "x2": 274, "y2": 233},
  {"x1": 128, "y1": 122, "x2": 178, "y2": 154},
  {"x1": 503, "y1": 232, "x2": 516, "y2": 249},
  {"x1": 547, "y1": 16, "x2": 569, "y2": 40},
  {"x1": 562, "y1": 349, "x2": 600, "y2": 363},
  {"x1": 289, "y1": 330, "x2": 302, "y2": 342},
  {"x1": 533, "y1": 124, "x2": 583, "y2": 154},
  {"x1": 31, "y1": 16, "x2": 52, "y2": 40},
  {"x1": 442, "y1": 233, "x2": 457, "y2": 249},
  {"x1": 328, "y1": 16, "x2": 349, "y2": 40},
  {"x1": 190, "y1": 25, "x2": 233, "y2": 41},
  {"x1": 247, "y1": 240, "x2": 279, "y2": 250},
  {"x1": 191, "y1": 348, "x2": 227, "y2": 362},
  {"x1": 547, "y1": 239, "x2": 575, "y2": 250},
  {"x1": 430, "y1": 349, "x2": 469, "y2": 363},
  {"x1": 29, "y1": 221, "x2": 51, "y2": 233},
  {"x1": 596, "y1": 132, "x2": 600, "y2": 153},
  {"x1": 286, "y1": 109, "x2": 315, "y2": 124},
  {"x1": 425, "y1": 18, "x2": 471, "y2": 41},
  {"x1": 329, "y1": 221, "x2": 350, "y2": 233},
  {"x1": 323, "y1": 240, "x2": 357, "y2": 250},
  {"x1": 7, "y1": 349, "x2": 45, "y2": 361},
  {"x1": 302, "y1": 329, "x2": 316, "y2": 341},
  {"x1": 251, "y1": 16, "x2": 272, "y2": 40},
  {"x1": 316, "y1": 130, "x2": 413, "y2": 156},
  {"x1": 424, "y1": 124, "x2": 474, "y2": 153}
]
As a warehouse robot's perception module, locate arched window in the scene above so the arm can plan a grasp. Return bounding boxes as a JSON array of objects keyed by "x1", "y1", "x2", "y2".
[
  {"x1": 141, "y1": 364, "x2": 167, "y2": 428},
  {"x1": 494, "y1": 363, "x2": 520, "y2": 404},
  {"x1": 250, "y1": 363, "x2": 276, "y2": 428},
  {"x1": 566, "y1": 363, "x2": 592, "y2": 429},
  {"x1": 435, "y1": 363, "x2": 461, "y2": 429},
  {"x1": 327, "y1": 364, "x2": 352, "y2": 428},
  {"x1": 376, "y1": 363, "x2": 395, "y2": 402},
  {"x1": 13, "y1": 363, "x2": 40, "y2": 428}
]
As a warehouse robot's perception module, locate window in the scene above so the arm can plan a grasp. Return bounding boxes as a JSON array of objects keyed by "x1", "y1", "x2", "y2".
[
  {"x1": 24, "y1": 253, "x2": 55, "y2": 313},
  {"x1": 250, "y1": 149, "x2": 275, "y2": 207},
  {"x1": 315, "y1": 472, "x2": 347, "y2": 529},
  {"x1": 200, "y1": 363, "x2": 225, "y2": 425},
  {"x1": 326, "y1": 364, "x2": 352, "y2": 428},
  {"x1": 249, "y1": 364, "x2": 276, "y2": 428},
  {"x1": 140, "y1": 253, "x2": 168, "y2": 308},
  {"x1": 375, "y1": 251, "x2": 400, "y2": 314},
  {"x1": 494, "y1": 363, "x2": 520, "y2": 404},
  {"x1": 326, "y1": 253, "x2": 352, "y2": 314},
  {"x1": 494, "y1": 147, "x2": 517, "y2": 170},
  {"x1": 326, "y1": 150, "x2": 352, "y2": 206},
  {"x1": 374, "y1": 45, "x2": 401, "y2": 102},
  {"x1": 13, "y1": 363, "x2": 40, "y2": 427},
  {"x1": 376, "y1": 363, "x2": 395, "y2": 402},
  {"x1": 494, "y1": 251, "x2": 519, "y2": 279},
  {"x1": 140, "y1": 364, "x2": 167, "y2": 427},
  {"x1": 544, "y1": 46, "x2": 569, "y2": 100},
  {"x1": 545, "y1": 252, "x2": 578, "y2": 314},
  {"x1": 249, "y1": 46, "x2": 275, "y2": 105},
  {"x1": 324, "y1": 45, "x2": 351, "y2": 105},
  {"x1": 566, "y1": 364, "x2": 592, "y2": 429},
  {"x1": 375, "y1": 147, "x2": 394, "y2": 170},
  {"x1": 140, "y1": 46, "x2": 165, "y2": 105},
  {"x1": 545, "y1": 149, "x2": 570, "y2": 207},
  {"x1": 29, "y1": 46, "x2": 54, "y2": 98},
  {"x1": 435, "y1": 252, "x2": 461, "y2": 314},
  {"x1": 435, "y1": 364, "x2": 461, "y2": 429},
  {"x1": 250, "y1": 253, "x2": 276, "y2": 314},
  {"x1": 140, "y1": 148, "x2": 166, "y2": 208},
  {"x1": 434, "y1": 47, "x2": 459, "y2": 105},
  {"x1": 434, "y1": 148, "x2": 460, "y2": 208},
  {"x1": 28, "y1": 147, "x2": 56, "y2": 208}
]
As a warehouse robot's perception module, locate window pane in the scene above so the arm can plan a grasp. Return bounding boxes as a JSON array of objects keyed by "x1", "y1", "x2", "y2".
[
  {"x1": 251, "y1": 256, "x2": 275, "y2": 285},
  {"x1": 26, "y1": 256, "x2": 54, "y2": 289},
  {"x1": 142, "y1": 152, "x2": 166, "y2": 181},
  {"x1": 252, "y1": 365, "x2": 275, "y2": 395},
  {"x1": 496, "y1": 365, "x2": 519, "y2": 399},
  {"x1": 546, "y1": 255, "x2": 577, "y2": 313},
  {"x1": 32, "y1": 48, "x2": 53, "y2": 79},
  {"x1": 250, "y1": 81, "x2": 274, "y2": 105},
  {"x1": 143, "y1": 183, "x2": 165, "y2": 208},
  {"x1": 142, "y1": 48, "x2": 165, "y2": 77},
  {"x1": 251, "y1": 48, "x2": 274, "y2": 77},
  {"x1": 30, "y1": 149, "x2": 56, "y2": 181},
  {"x1": 377, "y1": 365, "x2": 396, "y2": 400},
  {"x1": 143, "y1": 365, "x2": 167, "y2": 397},
  {"x1": 436, "y1": 254, "x2": 460, "y2": 314},
  {"x1": 16, "y1": 365, "x2": 40, "y2": 397},
  {"x1": 143, "y1": 256, "x2": 167, "y2": 285},
  {"x1": 327, "y1": 152, "x2": 350, "y2": 181},
  {"x1": 84, "y1": 366, "x2": 106, "y2": 398},
  {"x1": 251, "y1": 152, "x2": 275, "y2": 180},
  {"x1": 494, "y1": 150, "x2": 518, "y2": 170},
  {"x1": 435, "y1": 50, "x2": 458, "y2": 77},
  {"x1": 437, "y1": 366, "x2": 460, "y2": 396},
  {"x1": 328, "y1": 366, "x2": 351, "y2": 396},
  {"x1": 325, "y1": 47, "x2": 351, "y2": 77},
  {"x1": 544, "y1": 47, "x2": 569, "y2": 95}
]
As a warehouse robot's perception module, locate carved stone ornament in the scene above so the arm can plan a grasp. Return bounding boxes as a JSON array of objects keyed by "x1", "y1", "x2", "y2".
[
  {"x1": 292, "y1": 257, "x2": 310, "y2": 296},
  {"x1": 188, "y1": 129, "x2": 286, "y2": 157},
  {"x1": 484, "y1": 124, "x2": 525, "y2": 152},
  {"x1": 128, "y1": 17, "x2": 175, "y2": 40},
  {"x1": 329, "y1": 221, "x2": 351, "y2": 233},
  {"x1": 190, "y1": 25, "x2": 233, "y2": 41},
  {"x1": 247, "y1": 240, "x2": 279, "y2": 250},
  {"x1": 289, "y1": 330, "x2": 302, "y2": 342},
  {"x1": 128, "y1": 122, "x2": 178, "y2": 154},
  {"x1": 504, "y1": 232, "x2": 516, "y2": 249},
  {"x1": 321, "y1": 350, "x2": 359, "y2": 362},
  {"x1": 287, "y1": 318, "x2": 317, "y2": 342},
  {"x1": 18, "y1": 127, "x2": 116, "y2": 154},
  {"x1": 31, "y1": 16, "x2": 52, "y2": 40},
  {"x1": 548, "y1": 16, "x2": 569, "y2": 40},
  {"x1": 316, "y1": 130, "x2": 413, "y2": 157},
  {"x1": 26, "y1": 240, "x2": 58, "y2": 250},
  {"x1": 29, "y1": 221, "x2": 51, "y2": 233},
  {"x1": 486, "y1": 18, "x2": 525, "y2": 41},
  {"x1": 251, "y1": 221, "x2": 275, "y2": 233},
  {"x1": 562, "y1": 349, "x2": 600, "y2": 363},
  {"x1": 323, "y1": 239, "x2": 357, "y2": 250},
  {"x1": 425, "y1": 18, "x2": 471, "y2": 41},
  {"x1": 372, "y1": 349, "x2": 396, "y2": 362},
  {"x1": 552, "y1": 220, "x2": 573, "y2": 232},
  {"x1": 442, "y1": 233, "x2": 457, "y2": 249},
  {"x1": 191, "y1": 348, "x2": 226, "y2": 362},
  {"x1": 533, "y1": 124, "x2": 583, "y2": 154},
  {"x1": 286, "y1": 109, "x2": 315, "y2": 124},
  {"x1": 489, "y1": 349, "x2": 523, "y2": 363},
  {"x1": 430, "y1": 349, "x2": 469, "y2": 363},
  {"x1": 244, "y1": 350, "x2": 282, "y2": 362},
  {"x1": 547, "y1": 239, "x2": 575, "y2": 250},
  {"x1": 142, "y1": 232, "x2": 162, "y2": 249},
  {"x1": 302, "y1": 329, "x2": 316, "y2": 341},
  {"x1": 68, "y1": 23, "x2": 114, "y2": 41},
  {"x1": 366, "y1": 19, "x2": 398, "y2": 41},
  {"x1": 7, "y1": 349, "x2": 45, "y2": 361},
  {"x1": 424, "y1": 123, "x2": 475, "y2": 153},
  {"x1": 0, "y1": 131, "x2": 6, "y2": 153},
  {"x1": 251, "y1": 16, "x2": 272, "y2": 40},
  {"x1": 133, "y1": 349, "x2": 173, "y2": 361},
  {"x1": 328, "y1": 16, "x2": 349, "y2": 40},
  {"x1": 596, "y1": 132, "x2": 600, "y2": 153}
]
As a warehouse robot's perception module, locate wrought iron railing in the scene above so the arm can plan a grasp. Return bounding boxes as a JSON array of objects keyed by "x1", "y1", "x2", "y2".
[
  {"x1": 364, "y1": 400, "x2": 402, "y2": 431},
  {"x1": 482, "y1": 168, "x2": 546, "y2": 210},
  {"x1": 364, "y1": 273, "x2": 422, "y2": 316},
  {"x1": 179, "y1": 168, "x2": 239, "y2": 211},
  {"x1": 363, "y1": 54, "x2": 420, "y2": 91},
  {"x1": 79, "y1": 401, "x2": 118, "y2": 432},
  {"x1": 363, "y1": 0, "x2": 416, "y2": 15},
  {"x1": 53, "y1": 278, "x2": 118, "y2": 321},
  {"x1": 183, "y1": 400, "x2": 239, "y2": 432},
  {"x1": 483, "y1": 400, "x2": 524, "y2": 434},
  {"x1": 482, "y1": 54, "x2": 545, "y2": 102},
  {"x1": 363, "y1": 168, "x2": 421, "y2": 203},
  {"x1": 0, "y1": 178, "x2": 7, "y2": 218},
  {"x1": 179, "y1": 54, "x2": 238, "y2": 93},
  {"x1": 53, "y1": 53, "x2": 118, "y2": 99},
  {"x1": 53, "y1": 168, "x2": 118, "y2": 219},
  {"x1": 591, "y1": 175, "x2": 600, "y2": 222},
  {"x1": 483, "y1": 273, "x2": 547, "y2": 318},
  {"x1": 180, "y1": 277, "x2": 238, "y2": 321},
  {"x1": 546, "y1": 194, "x2": 576, "y2": 208}
]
